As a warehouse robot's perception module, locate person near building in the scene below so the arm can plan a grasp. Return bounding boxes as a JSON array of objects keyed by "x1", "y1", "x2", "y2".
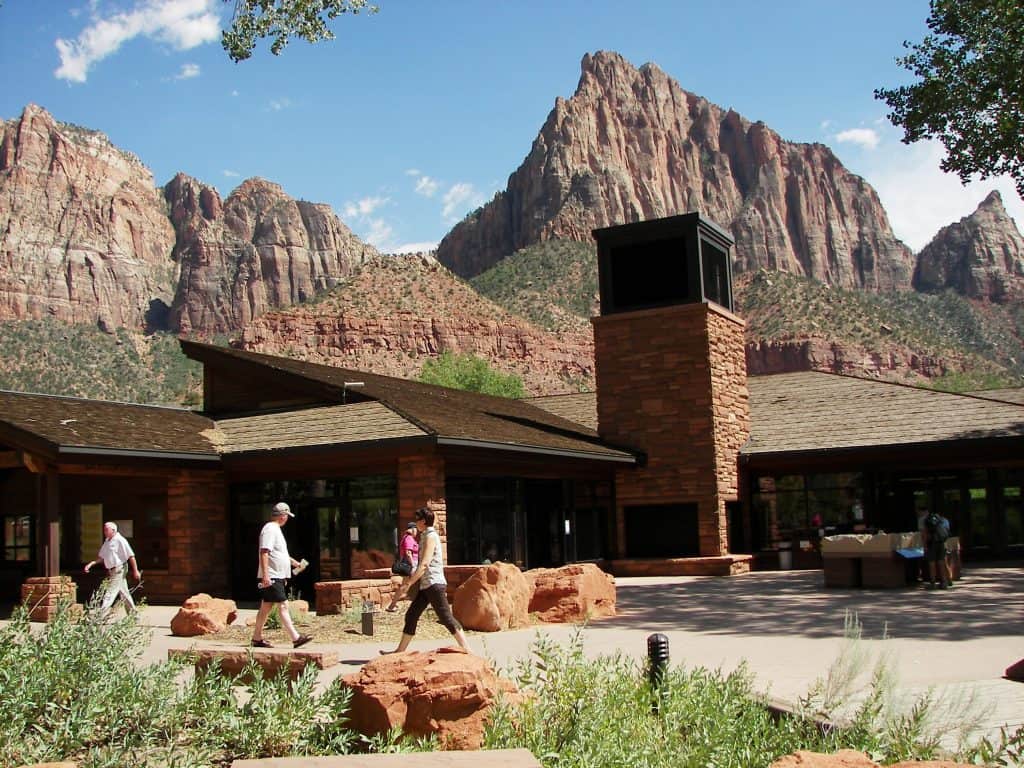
[
  {"x1": 385, "y1": 521, "x2": 420, "y2": 612},
  {"x1": 922, "y1": 510, "x2": 953, "y2": 589},
  {"x1": 251, "y1": 502, "x2": 313, "y2": 648},
  {"x1": 83, "y1": 521, "x2": 141, "y2": 618},
  {"x1": 380, "y1": 506, "x2": 470, "y2": 654}
]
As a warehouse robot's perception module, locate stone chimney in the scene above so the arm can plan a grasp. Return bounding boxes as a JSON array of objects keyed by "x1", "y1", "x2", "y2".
[{"x1": 591, "y1": 213, "x2": 750, "y2": 559}]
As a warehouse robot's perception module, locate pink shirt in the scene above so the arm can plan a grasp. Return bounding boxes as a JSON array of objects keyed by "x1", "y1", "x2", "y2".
[{"x1": 399, "y1": 532, "x2": 419, "y2": 568}]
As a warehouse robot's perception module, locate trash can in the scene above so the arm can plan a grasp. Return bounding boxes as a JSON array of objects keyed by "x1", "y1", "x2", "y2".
[{"x1": 777, "y1": 542, "x2": 792, "y2": 570}]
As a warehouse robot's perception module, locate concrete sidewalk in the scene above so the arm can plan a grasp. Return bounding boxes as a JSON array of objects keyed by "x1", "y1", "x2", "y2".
[{"x1": 117, "y1": 566, "x2": 1024, "y2": 749}]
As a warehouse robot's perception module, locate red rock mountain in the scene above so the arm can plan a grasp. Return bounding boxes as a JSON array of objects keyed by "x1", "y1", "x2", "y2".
[
  {"x1": 239, "y1": 254, "x2": 596, "y2": 394},
  {"x1": 436, "y1": 51, "x2": 915, "y2": 292},
  {"x1": 165, "y1": 173, "x2": 377, "y2": 334},
  {"x1": 0, "y1": 104, "x2": 177, "y2": 331},
  {"x1": 913, "y1": 191, "x2": 1024, "y2": 303}
]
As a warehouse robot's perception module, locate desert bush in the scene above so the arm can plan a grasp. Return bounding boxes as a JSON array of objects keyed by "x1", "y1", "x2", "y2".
[
  {"x1": 484, "y1": 627, "x2": 1012, "y2": 767},
  {"x1": 0, "y1": 597, "x2": 405, "y2": 767}
]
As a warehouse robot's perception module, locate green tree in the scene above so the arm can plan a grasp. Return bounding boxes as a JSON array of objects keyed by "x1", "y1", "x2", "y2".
[
  {"x1": 223, "y1": 0, "x2": 378, "y2": 62},
  {"x1": 875, "y1": 0, "x2": 1024, "y2": 196},
  {"x1": 418, "y1": 352, "x2": 525, "y2": 398}
]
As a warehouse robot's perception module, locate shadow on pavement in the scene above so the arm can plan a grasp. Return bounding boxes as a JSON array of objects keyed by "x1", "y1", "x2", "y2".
[{"x1": 607, "y1": 566, "x2": 1024, "y2": 641}]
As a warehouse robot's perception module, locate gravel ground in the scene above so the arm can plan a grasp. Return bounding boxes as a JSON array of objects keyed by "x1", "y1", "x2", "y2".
[{"x1": 208, "y1": 605, "x2": 474, "y2": 646}]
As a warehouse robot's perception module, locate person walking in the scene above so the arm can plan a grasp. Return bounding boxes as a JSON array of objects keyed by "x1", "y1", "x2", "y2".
[
  {"x1": 83, "y1": 521, "x2": 141, "y2": 618},
  {"x1": 380, "y1": 506, "x2": 470, "y2": 654},
  {"x1": 251, "y1": 502, "x2": 313, "y2": 649},
  {"x1": 385, "y1": 520, "x2": 420, "y2": 612}
]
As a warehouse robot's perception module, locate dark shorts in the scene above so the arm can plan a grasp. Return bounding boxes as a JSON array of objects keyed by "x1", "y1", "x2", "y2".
[
  {"x1": 257, "y1": 579, "x2": 288, "y2": 603},
  {"x1": 925, "y1": 540, "x2": 948, "y2": 562}
]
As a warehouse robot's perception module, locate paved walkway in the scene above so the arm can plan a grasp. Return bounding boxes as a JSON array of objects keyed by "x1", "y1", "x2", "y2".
[{"x1": 50, "y1": 566, "x2": 1024, "y2": 751}]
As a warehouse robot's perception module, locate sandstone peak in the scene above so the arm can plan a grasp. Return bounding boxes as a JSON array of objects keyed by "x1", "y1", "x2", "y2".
[
  {"x1": 436, "y1": 51, "x2": 914, "y2": 292},
  {"x1": 914, "y1": 190, "x2": 1024, "y2": 302}
]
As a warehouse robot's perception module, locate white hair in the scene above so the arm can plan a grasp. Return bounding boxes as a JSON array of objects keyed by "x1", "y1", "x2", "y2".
[{"x1": 104, "y1": 521, "x2": 118, "y2": 532}]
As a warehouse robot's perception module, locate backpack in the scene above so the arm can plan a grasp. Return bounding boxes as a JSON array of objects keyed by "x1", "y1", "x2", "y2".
[{"x1": 924, "y1": 512, "x2": 950, "y2": 543}]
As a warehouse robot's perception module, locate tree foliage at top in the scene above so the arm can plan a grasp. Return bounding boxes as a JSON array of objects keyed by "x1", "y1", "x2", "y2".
[
  {"x1": 418, "y1": 351, "x2": 526, "y2": 399},
  {"x1": 875, "y1": 0, "x2": 1024, "y2": 196},
  {"x1": 223, "y1": 0, "x2": 378, "y2": 62}
]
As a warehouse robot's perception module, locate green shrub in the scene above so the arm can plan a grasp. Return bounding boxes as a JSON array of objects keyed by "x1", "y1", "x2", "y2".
[
  {"x1": 0, "y1": 597, "x2": 405, "y2": 767},
  {"x1": 419, "y1": 351, "x2": 525, "y2": 398}
]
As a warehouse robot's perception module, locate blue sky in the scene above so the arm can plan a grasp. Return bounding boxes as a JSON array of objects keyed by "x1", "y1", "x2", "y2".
[{"x1": 2, "y1": 0, "x2": 1021, "y2": 254}]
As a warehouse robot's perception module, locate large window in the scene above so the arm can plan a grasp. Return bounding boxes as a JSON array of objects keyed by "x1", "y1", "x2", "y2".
[
  {"x1": 3, "y1": 514, "x2": 32, "y2": 562},
  {"x1": 752, "y1": 472, "x2": 865, "y2": 546},
  {"x1": 231, "y1": 476, "x2": 397, "y2": 587}
]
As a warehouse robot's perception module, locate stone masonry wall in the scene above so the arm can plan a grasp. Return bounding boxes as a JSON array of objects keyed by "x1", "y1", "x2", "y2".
[
  {"x1": 594, "y1": 302, "x2": 748, "y2": 558},
  {"x1": 151, "y1": 469, "x2": 228, "y2": 602},
  {"x1": 398, "y1": 452, "x2": 448, "y2": 559}
]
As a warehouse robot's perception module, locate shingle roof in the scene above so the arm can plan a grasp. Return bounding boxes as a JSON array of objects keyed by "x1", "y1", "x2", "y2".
[
  {"x1": 212, "y1": 402, "x2": 428, "y2": 454},
  {"x1": 183, "y1": 341, "x2": 636, "y2": 463},
  {"x1": 967, "y1": 387, "x2": 1024, "y2": 405},
  {"x1": 527, "y1": 392, "x2": 599, "y2": 431},
  {"x1": 0, "y1": 390, "x2": 219, "y2": 460},
  {"x1": 744, "y1": 371, "x2": 1024, "y2": 455}
]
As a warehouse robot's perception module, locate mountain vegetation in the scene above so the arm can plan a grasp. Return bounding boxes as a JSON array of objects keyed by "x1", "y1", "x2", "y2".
[
  {"x1": 0, "y1": 320, "x2": 202, "y2": 405},
  {"x1": 470, "y1": 238, "x2": 1024, "y2": 392},
  {"x1": 468, "y1": 240, "x2": 597, "y2": 334}
]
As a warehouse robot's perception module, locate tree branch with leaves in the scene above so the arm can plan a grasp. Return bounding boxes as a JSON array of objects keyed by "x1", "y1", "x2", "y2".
[
  {"x1": 875, "y1": 0, "x2": 1024, "y2": 197},
  {"x1": 223, "y1": 0, "x2": 378, "y2": 62}
]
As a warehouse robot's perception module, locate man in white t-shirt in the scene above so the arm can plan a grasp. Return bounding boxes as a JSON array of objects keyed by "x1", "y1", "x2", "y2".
[
  {"x1": 83, "y1": 521, "x2": 142, "y2": 618},
  {"x1": 251, "y1": 502, "x2": 313, "y2": 649}
]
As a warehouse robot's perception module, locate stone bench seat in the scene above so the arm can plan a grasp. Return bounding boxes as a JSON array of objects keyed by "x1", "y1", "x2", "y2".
[{"x1": 168, "y1": 647, "x2": 338, "y2": 680}]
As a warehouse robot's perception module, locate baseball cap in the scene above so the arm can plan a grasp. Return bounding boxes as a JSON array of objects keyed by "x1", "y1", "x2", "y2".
[{"x1": 272, "y1": 502, "x2": 295, "y2": 518}]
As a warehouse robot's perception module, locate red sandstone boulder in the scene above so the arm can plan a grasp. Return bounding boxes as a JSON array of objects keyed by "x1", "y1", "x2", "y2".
[
  {"x1": 452, "y1": 562, "x2": 531, "y2": 632},
  {"x1": 769, "y1": 752, "x2": 975, "y2": 767},
  {"x1": 343, "y1": 647, "x2": 521, "y2": 749},
  {"x1": 526, "y1": 563, "x2": 616, "y2": 623},
  {"x1": 169, "y1": 593, "x2": 238, "y2": 636}
]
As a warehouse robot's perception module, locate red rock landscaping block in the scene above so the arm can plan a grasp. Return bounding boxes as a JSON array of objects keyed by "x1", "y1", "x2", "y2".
[
  {"x1": 452, "y1": 562, "x2": 531, "y2": 632},
  {"x1": 170, "y1": 593, "x2": 239, "y2": 636},
  {"x1": 167, "y1": 648, "x2": 337, "y2": 680},
  {"x1": 526, "y1": 563, "x2": 616, "y2": 623},
  {"x1": 343, "y1": 647, "x2": 521, "y2": 749}
]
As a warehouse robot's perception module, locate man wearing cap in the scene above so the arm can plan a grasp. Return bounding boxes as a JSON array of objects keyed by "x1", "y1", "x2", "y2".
[
  {"x1": 84, "y1": 521, "x2": 141, "y2": 618},
  {"x1": 251, "y1": 501, "x2": 313, "y2": 649}
]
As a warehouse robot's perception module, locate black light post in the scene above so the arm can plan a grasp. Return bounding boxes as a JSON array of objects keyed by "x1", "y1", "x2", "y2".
[{"x1": 647, "y1": 633, "x2": 670, "y2": 714}]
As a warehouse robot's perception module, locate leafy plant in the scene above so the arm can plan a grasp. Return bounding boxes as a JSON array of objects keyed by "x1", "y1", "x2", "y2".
[{"x1": 418, "y1": 351, "x2": 525, "y2": 398}]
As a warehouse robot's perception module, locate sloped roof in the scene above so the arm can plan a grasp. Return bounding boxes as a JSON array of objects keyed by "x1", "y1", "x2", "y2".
[
  {"x1": 527, "y1": 392, "x2": 599, "y2": 431},
  {"x1": 967, "y1": 387, "x2": 1024, "y2": 406},
  {"x1": 183, "y1": 341, "x2": 636, "y2": 463},
  {"x1": 212, "y1": 402, "x2": 428, "y2": 454},
  {"x1": 0, "y1": 389, "x2": 219, "y2": 460},
  {"x1": 744, "y1": 371, "x2": 1024, "y2": 455}
]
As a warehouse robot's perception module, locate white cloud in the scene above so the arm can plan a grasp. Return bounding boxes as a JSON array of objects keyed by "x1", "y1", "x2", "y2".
[
  {"x1": 392, "y1": 241, "x2": 438, "y2": 255},
  {"x1": 268, "y1": 97, "x2": 292, "y2": 111},
  {"x1": 231, "y1": 89, "x2": 239, "y2": 97},
  {"x1": 222, "y1": 169, "x2": 239, "y2": 178},
  {"x1": 55, "y1": 0, "x2": 220, "y2": 83},
  {"x1": 442, "y1": 182, "x2": 485, "y2": 222},
  {"x1": 414, "y1": 175, "x2": 439, "y2": 198},
  {"x1": 405, "y1": 168, "x2": 421, "y2": 176},
  {"x1": 342, "y1": 196, "x2": 389, "y2": 219},
  {"x1": 835, "y1": 128, "x2": 880, "y2": 151},
  {"x1": 174, "y1": 62, "x2": 200, "y2": 79},
  {"x1": 364, "y1": 218, "x2": 394, "y2": 248},
  {"x1": 859, "y1": 139, "x2": 1024, "y2": 251}
]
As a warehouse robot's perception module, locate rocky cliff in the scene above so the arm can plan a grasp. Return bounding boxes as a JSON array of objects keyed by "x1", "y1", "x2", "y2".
[
  {"x1": 166, "y1": 174, "x2": 377, "y2": 334},
  {"x1": 238, "y1": 254, "x2": 596, "y2": 394},
  {"x1": 913, "y1": 191, "x2": 1024, "y2": 303},
  {"x1": 0, "y1": 104, "x2": 177, "y2": 331},
  {"x1": 436, "y1": 51, "x2": 915, "y2": 292}
]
